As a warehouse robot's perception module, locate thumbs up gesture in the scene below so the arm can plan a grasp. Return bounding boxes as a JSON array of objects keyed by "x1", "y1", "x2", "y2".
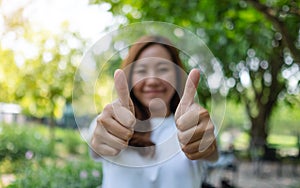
[
  {"x1": 91, "y1": 69, "x2": 136, "y2": 156},
  {"x1": 91, "y1": 68, "x2": 218, "y2": 160},
  {"x1": 175, "y1": 69, "x2": 218, "y2": 161}
]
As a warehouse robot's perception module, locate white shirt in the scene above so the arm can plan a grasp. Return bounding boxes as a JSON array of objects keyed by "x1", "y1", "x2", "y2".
[{"x1": 89, "y1": 115, "x2": 203, "y2": 188}]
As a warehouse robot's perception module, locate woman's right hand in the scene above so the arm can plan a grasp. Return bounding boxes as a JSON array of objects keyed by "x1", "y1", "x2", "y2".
[{"x1": 91, "y1": 69, "x2": 136, "y2": 156}]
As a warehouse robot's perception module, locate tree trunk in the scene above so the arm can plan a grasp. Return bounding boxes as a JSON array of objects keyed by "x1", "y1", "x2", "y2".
[
  {"x1": 249, "y1": 111, "x2": 268, "y2": 148},
  {"x1": 248, "y1": 44, "x2": 284, "y2": 149}
]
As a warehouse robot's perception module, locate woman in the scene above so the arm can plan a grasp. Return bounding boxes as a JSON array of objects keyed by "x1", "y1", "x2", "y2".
[{"x1": 89, "y1": 35, "x2": 218, "y2": 188}]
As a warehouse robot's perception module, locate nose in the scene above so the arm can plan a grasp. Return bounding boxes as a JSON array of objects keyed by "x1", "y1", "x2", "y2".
[{"x1": 144, "y1": 76, "x2": 160, "y2": 86}]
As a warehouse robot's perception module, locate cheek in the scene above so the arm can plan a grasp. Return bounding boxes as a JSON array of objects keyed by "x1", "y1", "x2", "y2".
[
  {"x1": 131, "y1": 74, "x2": 145, "y2": 87},
  {"x1": 132, "y1": 81, "x2": 143, "y2": 96},
  {"x1": 170, "y1": 75, "x2": 177, "y2": 89},
  {"x1": 165, "y1": 82, "x2": 176, "y2": 98},
  {"x1": 161, "y1": 73, "x2": 177, "y2": 90}
]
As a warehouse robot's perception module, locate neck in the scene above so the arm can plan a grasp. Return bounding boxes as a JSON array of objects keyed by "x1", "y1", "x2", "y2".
[
  {"x1": 150, "y1": 108, "x2": 171, "y2": 118},
  {"x1": 148, "y1": 98, "x2": 171, "y2": 118}
]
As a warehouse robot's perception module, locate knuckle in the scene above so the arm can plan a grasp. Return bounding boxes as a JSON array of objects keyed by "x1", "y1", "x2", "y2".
[
  {"x1": 119, "y1": 143, "x2": 128, "y2": 150},
  {"x1": 199, "y1": 109, "x2": 209, "y2": 119},
  {"x1": 97, "y1": 115, "x2": 106, "y2": 127},
  {"x1": 205, "y1": 122, "x2": 215, "y2": 133},
  {"x1": 127, "y1": 115, "x2": 136, "y2": 128},
  {"x1": 177, "y1": 132, "x2": 183, "y2": 143},
  {"x1": 108, "y1": 134, "x2": 127, "y2": 149},
  {"x1": 111, "y1": 149, "x2": 121, "y2": 156},
  {"x1": 93, "y1": 126, "x2": 103, "y2": 138},
  {"x1": 182, "y1": 145, "x2": 191, "y2": 153},
  {"x1": 103, "y1": 103, "x2": 113, "y2": 112},
  {"x1": 97, "y1": 116, "x2": 113, "y2": 130},
  {"x1": 177, "y1": 131, "x2": 187, "y2": 144},
  {"x1": 101, "y1": 147, "x2": 120, "y2": 156},
  {"x1": 125, "y1": 130, "x2": 134, "y2": 140},
  {"x1": 176, "y1": 119, "x2": 184, "y2": 131},
  {"x1": 185, "y1": 153, "x2": 195, "y2": 160},
  {"x1": 90, "y1": 137, "x2": 97, "y2": 148},
  {"x1": 198, "y1": 142, "x2": 209, "y2": 152}
]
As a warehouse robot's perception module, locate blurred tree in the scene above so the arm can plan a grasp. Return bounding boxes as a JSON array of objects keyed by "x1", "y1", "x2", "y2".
[
  {"x1": 0, "y1": 2, "x2": 85, "y2": 132},
  {"x1": 91, "y1": 0, "x2": 300, "y2": 148},
  {"x1": 17, "y1": 30, "x2": 83, "y2": 130},
  {"x1": 0, "y1": 49, "x2": 20, "y2": 102}
]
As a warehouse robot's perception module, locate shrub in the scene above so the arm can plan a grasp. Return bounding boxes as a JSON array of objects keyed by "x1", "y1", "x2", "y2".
[
  {"x1": 0, "y1": 123, "x2": 53, "y2": 161},
  {"x1": 8, "y1": 159, "x2": 102, "y2": 188},
  {"x1": 1, "y1": 123, "x2": 103, "y2": 188}
]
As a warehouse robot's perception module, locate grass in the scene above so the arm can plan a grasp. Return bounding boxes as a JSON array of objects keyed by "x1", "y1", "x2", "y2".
[
  {"x1": 222, "y1": 131, "x2": 299, "y2": 150},
  {"x1": 219, "y1": 130, "x2": 299, "y2": 160},
  {"x1": 268, "y1": 134, "x2": 298, "y2": 147}
]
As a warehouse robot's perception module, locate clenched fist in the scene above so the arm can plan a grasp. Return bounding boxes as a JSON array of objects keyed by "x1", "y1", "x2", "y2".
[
  {"x1": 91, "y1": 69, "x2": 136, "y2": 156},
  {"x1": 175, "y1": 69, "x2": 218, "y2": 161}
]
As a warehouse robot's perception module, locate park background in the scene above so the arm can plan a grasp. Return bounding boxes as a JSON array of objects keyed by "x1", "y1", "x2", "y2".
[{"x1": 0, "y1": 0, "x2": 300, "y2": 187}]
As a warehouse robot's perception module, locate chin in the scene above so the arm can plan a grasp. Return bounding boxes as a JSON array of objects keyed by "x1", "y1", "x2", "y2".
[{"x1": 148, "y1": 98, "x2": 170, "y2": 114}]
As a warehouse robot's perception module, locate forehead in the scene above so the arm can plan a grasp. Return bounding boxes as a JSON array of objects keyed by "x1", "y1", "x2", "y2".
[{"x1": 138, "y1": 44, "x2": 172, "y2": 61}]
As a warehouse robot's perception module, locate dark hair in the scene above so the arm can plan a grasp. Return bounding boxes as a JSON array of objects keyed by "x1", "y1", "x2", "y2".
[{"x1": 120, "y1": 35, "x2": 186, "y2": 155}]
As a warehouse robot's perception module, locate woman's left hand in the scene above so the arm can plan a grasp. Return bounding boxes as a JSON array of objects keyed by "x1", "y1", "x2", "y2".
[{"x1": 174, "y1": 69, "x2": 218, "y2": 161}]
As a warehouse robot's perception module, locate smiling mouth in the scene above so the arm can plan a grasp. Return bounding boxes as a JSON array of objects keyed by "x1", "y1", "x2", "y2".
[
  {"x1": 144, "y1": 89, "x2": 164, "y2": 93},
  {"x1": 143, "y1": 90, "x2": 165, "y2": 97}
]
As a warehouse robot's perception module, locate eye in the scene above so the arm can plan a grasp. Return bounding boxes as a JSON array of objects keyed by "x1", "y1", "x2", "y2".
[
  {"x1": 157, "y1": 66, "x2": 170, "y2": 73},
  {"x1": 159, "y1": 67, "x2": 168, "y2": 72},
  {"x1": 133, "y1": 68, "x2": 146, "y2": 74}
]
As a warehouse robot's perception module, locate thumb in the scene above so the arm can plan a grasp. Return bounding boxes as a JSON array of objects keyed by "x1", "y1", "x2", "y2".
[
  {"x1": 175, "y1": 69, "x2": 200, "y2": 119},
  {"x1": 114, "y1": 69, "x2": 134, "y2": 113}
]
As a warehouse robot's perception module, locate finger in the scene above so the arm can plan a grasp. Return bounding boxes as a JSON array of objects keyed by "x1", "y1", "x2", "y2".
[
  {"x1": 93, "y1": 123, "x2": 128, "y2": 150},
  {"x1": 102, "y1": 129, "x2": 129, "y2": 150},
  {"x1": 112, "y1": 105, "x2": 136, "y2": 129},
  {"x1": 114, "y1": 69, "x2": 132, "y2": 111},
  {"x1": 181, "y1": 68, "x2": 200, "y2": 106},
  {"x1": 182, "y1": 140, "x2": 202, "y2": 154},
  {"x1": 94, "y1": 143, "x2": 120, "y2": 156},
  {"x1": 177, "y1": 116, "x2": 214, "y2": 145},
  {"x1": 198, "y1": 133, "x2": 215, "y2": 152},
  {"x1": 182, "y1": 136, "x2": 215, "y2": 154},
  {"x1": 175, "y1": 69, "x2": 200, "y2": 119},
  {"x1": 185, "y1": 143, "x2": 216, "y2": 160},
  {"x1": 178, "y1": 126, "x2": 211, "y2": 145},
  {"x1": 176, "y1": 104, "x2": 200, "y2": 131},
  {"x1": 100, "y1": 116, "x2": 134, "y2": 141},
  {"x1": 91, "y1": 133, "x2": 120, "y2": 156}
]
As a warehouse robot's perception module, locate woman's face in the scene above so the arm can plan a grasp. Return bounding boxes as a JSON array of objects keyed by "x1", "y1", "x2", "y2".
[{"x1": 131, "y1": 44, "x2": 176, "y2": 116}]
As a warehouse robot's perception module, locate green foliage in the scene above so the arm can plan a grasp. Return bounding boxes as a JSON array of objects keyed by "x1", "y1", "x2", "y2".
[
  {"x1": 221, "y1": 100, "x2": 250, "y2": 130},
  {"x1": 0, "y1": 123, "x2": 53, "y2": 161},
  {"x1": 0, "y1": 10, "x2": 85, "y2": 119},
  {"x1": 57, "y1": 129, "x2": 85, "y2": 154},
  {"x1": 268, "y1": 134, "x2": 298, "y2": 147},
  {"x1": 8, "y1": 159, "x2": 102, "y2": 188},
  {"x1": 0, "y1": 123, "x2": 102, "y2": 187},
  {"x1": 16, "y1": 32, "x2": 83, "y2": 119},
  {"x1": 0, "y1": 49, "x2": 21, "y2": 103},
  {"x1": 269, "y1": 100, "x2": 300, "y2": 135},
  {"x1": 289, "y1": 183, "x2": 300, "y2": 188},
  {"x1": 91, "y1": 0, "x2": 300, "y2": 148}
]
